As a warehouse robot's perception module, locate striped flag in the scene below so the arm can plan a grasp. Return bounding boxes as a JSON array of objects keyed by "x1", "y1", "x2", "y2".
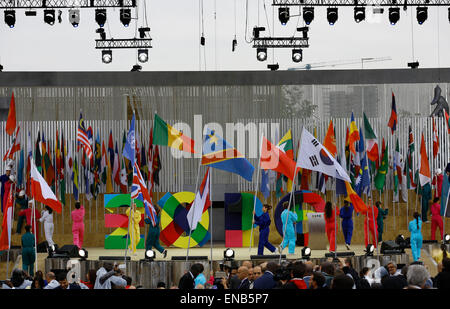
[
  {"x1": 131, "y1": 162, "x2": 156, "y2": 226},
  {"x1": 187, "y1": 168, "x2": 211, "y2": 231},
  {"x1": 77, "y1": 112, "x2": 93, "y2": 160},
  {"x1": 3, "y1": 125, "x2": 21, "y2": 161},
  {"x1": 445, "y1": 109, "x2": 450, "y2": 134},
  {"x1": 432, "y1": 117, "x2": 439, "y2": 159},
  {"x1": 388, "y1": 92, "x2": 398, "y2": 135}
]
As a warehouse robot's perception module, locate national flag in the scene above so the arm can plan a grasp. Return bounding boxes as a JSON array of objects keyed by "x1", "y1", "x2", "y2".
[
  {"x1": 55, "y1": 130, "x2": 61, "y2": 177},
  {"x1": 30, "y1": 158, "x2": 62, "y2": 213},
  {"x1": 323, "y1": 120, "x2": 337, "y2": 158},
  {"x1": 444, "y1": 109, "x2": 450, "y2": 134},
  {"x1": 261, "y1": 136, "x2": 297, "y2": 181},
  {"x1": 123, "y1": 114, "x2": 136, "y2": 167},
  {"x1": 344, "y1": 181, "x2": 368, "y2": 213},
  {"x1": 349, "y1": 112, "x2": 360, "y2": 156},
  {"x1": 441, "y1": 175, "x2": 450, "y2": 217},
  {"x1": 419, "y1": 133, "x2": 431, "y2": 186},
  {"x1": 317, "y1": 173, "x2": 326, "y2": 194},
  {"x1": 140, "y1": 142, "x2": 148, "y2": 182},
  {"x1": 108, "y1": 130, "x2": 114, "y2": 167},
  {"x1": 275, "y1": 173, "x2": 283, "y2": 198},
  {"x1": 296, "y1": 128, "x2": 351, "y2": 182},
  {"x1": 153, "y1": 114, "x2": 195, "y2": 153},
  {"x1": 5, "y1": 92, "x2": 16, "y2": 136},
  {"x1": 277, "y1": 130, "x2": 294, "y2": 192},
  {"x1": 135, "y1": 130, "x2": 141, "y2": 168},
  {"x1": 17, "y1": 149, "x2": 24, "y2": 187},
  {"x1": 260, "y1": 169, "x2": 270, "y2": 199},
  {"x1": 404, "y1": 126, "x2": 416, "y2": 190},
  {"x1": 106, "y1": 148, "x2": 113, "y2": 194},
  {"x1": 41, "y1": 133, "x2": 55, "y2": 187},
  {"x1": 374, "y1": 140, "x2": 389, "y2": 191},
  {"x1": 26, "y1": 131, "x2": 32, "y2": 197},
  {"x1": 345, "y1": 126, "x2": 350, "y2": 168},
  {"x1": 119, "y1": 159, "x2": 128, "y2": 194},
  {"x1": 101, "y1": 141, "x2": 107, "y2": 185},
  {"x1": 432, "y1": 117, "x2": 439, "y2": 159},
  {"x1": 35, "y1": 131, "x2": 42, "y2": 173},
  {"x1": 394, "y1": 138, "x2": 403, "y2": 186},
  {"x1": 0, "y1": 189, "x2": 14, "y2": 250},
  {"x1": 77, "y1": 112, "x2": 93, "y2": 160},
  {"x1": 113, "y1": 142, "x2": 120, "y2": 186},
  {"x1": 393, "y1": 139, "x2": 399, "y2": 194},
  {"x1": 3, "y1": 125, "x2": 21, "y2": 161},
  {"x1": 363, "y1": 113, "x2": 379, "y2": 164},
  {"x1": 131, "y1": 162, "x2": 157, "y2": 226},
  {"x1": 152, "y1": 145, "x2": 161, "y2": 187},
  {"x1": 355, "y1": 128, "x2": 370, "y2": 196},
  {"x1": 187, "y1": 168, "x2": 211, "y2": 231},
  {"x1": 201, "y1": 128, "x2": 254, "y2": 182},
  {"x1": 388, "y1": 92, "x2": 397, "y2": 135}
]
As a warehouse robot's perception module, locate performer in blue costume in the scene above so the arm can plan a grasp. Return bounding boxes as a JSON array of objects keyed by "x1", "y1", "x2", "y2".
[
  {"x1": 339, "y1": 200, "x2": 353, "y2": 250},
  {"x1": 253, "y1": 204, "x2": 277, "y2": 255},
  {"x1": 280, "y1": 201, "x2": 298, "y2": 254},
  {"x1": 409, "y1": 212, "x2": 423, "y2": 262}
]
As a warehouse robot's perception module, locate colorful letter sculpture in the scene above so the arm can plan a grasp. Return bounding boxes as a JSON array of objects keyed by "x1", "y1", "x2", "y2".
[
  {"x1": 224, "y1": 193, "x2": 263, "y2": 248},
  {"x1": 274, "y1": 190, "x2": 325, "y2": 246},
  {"x1": 104, "y1": 194, "x2": 145, "y2": 249},
  {"x1": 157, "y1": 191, "x2": 210, "y2": 249}
]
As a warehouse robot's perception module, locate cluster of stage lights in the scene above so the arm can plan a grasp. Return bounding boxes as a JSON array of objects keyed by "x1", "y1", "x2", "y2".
[
  {"x1": 277, "y1": 6, "x2": 433, "y2": 26},
  {"x1": 101, "y1": 48, "x2": 148, "y2": 64},
  {"x1": 3, "y1": 8, "x2": 132, "y2": 28},
  {"x1": 256, "y1": 47, "x2": 303, "y2": 63}
]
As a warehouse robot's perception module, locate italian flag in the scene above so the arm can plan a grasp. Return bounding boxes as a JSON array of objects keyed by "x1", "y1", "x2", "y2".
[
  {"x1": 363, "y1": 113, "x2": 379, "y2": 164},
  {"x1": 153, "y1": 114, "x2": 195, "y2": 153},
  {"x1": 30, "y1": 158, "x2": 62, "y2": 213}
]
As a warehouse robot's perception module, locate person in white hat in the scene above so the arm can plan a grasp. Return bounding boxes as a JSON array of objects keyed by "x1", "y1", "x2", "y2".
[
  {"x1": 0, "y1": 166, "x2": 12, "y2": 213},
  {"x1": 432, "y1": 168, "x2": 444, "y2": 199},
  {"x1": 15, "y1": 190, "x2": 29, "y2": 234}
]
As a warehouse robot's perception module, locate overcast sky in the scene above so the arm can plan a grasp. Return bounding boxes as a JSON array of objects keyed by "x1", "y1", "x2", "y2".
[{"x1": 0, "y1": 0, "x2": 449, "y2": 72}]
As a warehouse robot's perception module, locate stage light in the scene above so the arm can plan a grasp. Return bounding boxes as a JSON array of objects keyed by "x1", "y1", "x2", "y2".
[
  {"x1": 102, "y1": 50, "x2": 112, "y2": 64},
  {"x1": 69, "y1": 9, "x2": 80, "y2": 27},
  {"x1": 365, "y1": 244, "x2": 374, "y2": 256},
  {"x1": 145, "y1": 249, "x2": 155, "y2": 261},
  {"x1": 354, "y1": 7, "x2": 365, "y2": 23},
  {"x1": 44, "y1": 9, "x2": 55, "y2": 25},
  {"x1": 47, "y1": 244, "x2": 56, "y2": 258},
  {"x1": 292, "y1": 49, "x2": 303, "y2": 63},
  {"x1": 253, "y1": 26, "x2": 265, "y2": 39},
  {"x1": 131, "y1": 64, "x2": 142, "y2": 72},
  {"x1": 444, "y1": 234, "x2": 450, "y2": 244},
  {"x1": 78, "y1": 248, "x2": 88, "y2": 260},
  {"x1": 138, "y1": 27, "x2": 150, "y2": 38},
  {"x1": 138, "y1": 49, "x2": 148, "y2": 63},
  {"x1": 278, "y1": 7, "x2": 290, "y2": 25},
  {"x1": 4, "y1": 10, "x2": 15, "y2": 28},
  {"x1": 256, "y1": 48, "x2": 267, "y2": 61},
  {"x1": 120, "y1": 8, "x2": 131, "y2": 27},
  {"x1": 303, "y1": 7, "x2": 314, "y2": 25},
  {"x1": 95, "y1": 9, "x2": 107, "y2": 28},
  {"x1": 327, "y1": 8, "x2": 338, "y2": 25},
  {"x1": 268, "y1": 63, "x2": 279, "y2": 71},
  {"x1": 224, "y1": 248, "x2": 235, "y2": 261},
  {"x1": 302, "y1": 247, "x2": 311, "y2": 259},
  {"x1": 416, "y1": 7, "x2": 427, "y2": 25},
  {"x1": 389, "y1": 7, "x2": 400, "y2": 25}
]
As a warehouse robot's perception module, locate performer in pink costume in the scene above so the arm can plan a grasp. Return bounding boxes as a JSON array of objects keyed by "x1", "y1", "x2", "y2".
[{"x1": 71, "y1": 201, "x2": 85, "y2": 249}]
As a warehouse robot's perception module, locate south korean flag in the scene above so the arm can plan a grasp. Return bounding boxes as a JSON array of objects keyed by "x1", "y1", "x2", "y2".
[{"x1": 296, "y1": 127, "x2": 351, "y2": 182}]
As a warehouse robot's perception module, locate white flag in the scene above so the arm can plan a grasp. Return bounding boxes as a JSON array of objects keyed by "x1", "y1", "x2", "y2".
[
  {"x1": 297, "y1": 128, "x2": 351, "y2": 182},
  {"x1": 187, "y1": 168, "x2": 210, "y2": 231}
]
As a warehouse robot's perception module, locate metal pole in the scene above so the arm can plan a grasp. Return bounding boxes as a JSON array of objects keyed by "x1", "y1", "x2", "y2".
[
  {"x1": 334, "y1": 179, "x2": 337, "y2": 259},
  {"x1": 186, "y1": 156, "x2": 202, "y2": 262},
  {"x1": 209, "y1": 168, "x2": 213, "y2": 269},
  {"x1": 32, "y1": 199, "x2": 37, "y2": 275},
  {"x1": 250, "y1": 135, "x2": 263, "y2": 253}
]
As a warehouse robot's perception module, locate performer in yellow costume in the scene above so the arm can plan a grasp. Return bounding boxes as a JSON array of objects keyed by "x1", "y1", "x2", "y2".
[{"x1": 126, "y1": 202, "x2": 142, "y2": 254}]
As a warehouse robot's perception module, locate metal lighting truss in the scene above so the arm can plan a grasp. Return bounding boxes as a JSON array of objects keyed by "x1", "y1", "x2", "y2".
[
  {"x1": 95, "y1": 38, "x2": 152, "y2": 49},
  {"x1": 0, "y1": 0, "x2": 136, "y2": 9},
  {"x1": 272, "y1": 0, "x2": 450, "y2": 6},
  {"x1": 253, "y1": 37, "x2": 309, "y2": 48}
]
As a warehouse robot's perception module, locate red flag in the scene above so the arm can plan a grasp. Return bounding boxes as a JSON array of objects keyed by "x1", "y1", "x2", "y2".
[
  {"x1": 5, "y1": 92, "x2": 16, "y2": 136},
  {"x1": 387, "y1": 92, "x2": 398, "y2": 135},
  {"x1": 30, "y1": 158, "x2": 62, "y2": 213},
  {"x1": 432, "y1": 117, "x2": 439, "y2": 159},
  {"x1": 260, "y1": 137, "x2": 297, "y2": 180},
  {"x1": 0, "y1": 189, "x2": 14, "y2": 250},
  {"x1": 445, "y1": 109, "x2": 450, "y2": 134},
  {"x1": 323, "y1": 120, "x2": 337, "y2": 158},
  {"x1": 3, "y1": 126, "x2": 20, "y2": 161},
  {"x1": 344, "y1": 181, "x2": 368, "y2": 213},
  {"x1": 419, "y1": 133, "x2": 431, "y2": 186}
]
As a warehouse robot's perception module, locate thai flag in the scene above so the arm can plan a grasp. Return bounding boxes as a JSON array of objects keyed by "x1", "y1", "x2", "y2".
[{"x1": 131, "y1": 162, "x2": 156, "y2": 226}]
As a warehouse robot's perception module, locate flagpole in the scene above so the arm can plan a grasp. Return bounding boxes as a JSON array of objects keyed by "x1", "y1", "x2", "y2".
[
  {"x1": 186, "y1": 151, "x2": 202, "y2": 262},
  {"x1": 209, "y1": 168, "x2": 213, "y2": 270},
  {"x1": 443, "y1": 188, "x2": 450, "y2": 242},
  {"x1": 334, "y1": 178, "x2": 338, "y2": 259},
  {"x1": 250, "y1": 134, "x2": 263, "y2": 254},
  {"x1": 32, "y1": 199, "x2": 37, "y2": 275}
]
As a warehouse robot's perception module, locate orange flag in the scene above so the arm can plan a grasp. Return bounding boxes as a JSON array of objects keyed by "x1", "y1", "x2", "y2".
[
  {"x1": 323, "y1": 120, "x2": 337, "y2": 158},
  {"x1": 419, "y1": 133, "x2": 431, "y2": 186},
  {"x1": 5, "y1": 92, "x2": 16, "y2": 136},
  {"x1": 344, "y1": 181, "x2": 368, "y2": 213}
]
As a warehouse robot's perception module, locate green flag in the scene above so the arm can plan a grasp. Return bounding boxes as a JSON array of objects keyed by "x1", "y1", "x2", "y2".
[
  {"x1": 393, "y1": 139, "x2": 399, "y2": 194},
  {"x1": 374, "y1": 141, "x2": 389, "y2": 191}
]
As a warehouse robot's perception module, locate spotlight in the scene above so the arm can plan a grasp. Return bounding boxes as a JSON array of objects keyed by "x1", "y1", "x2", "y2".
[
  {"x1": 47, "y1": 244, "x2": 56, "y2": 258},
  {"x1": 145, "y1": 249, "x2": 155, "y2": 261},
  {"x1": 292, "y1": 49, "x2": 303, "y2": 63},
  {"x1": 365, "y1": 244, "x2": 375, "y2": 256},
  {"x1": 96, "y1": 28, "x2": 106, "y2": 40},
  {"x1": 138, "y1": 49, "x2": 148, "y2": 63},
  {"x1": 102, "y1": 50, "x2": 112, "y2": 64},
  {"x1": 301, "y1": 247, "x2": 311, "y2": 259},
  {"x1": 278, "y1": 7, "x2": 290, "y2": 25},
  {"x1": 444, "y1": 234, "x2": 450, "y2": 244},
  {"x1": 95, "y1": 9, "x2": 107, "y2": 28},
  {"x1": 69, "y1": 9, "x2": 80, "y2": 27},
  {"x1": 4, "y1": 10, "x2": 15, "y2": 28},
  {"x1": 44, "y1": 9, "x2": 55, "y2": 25},
  {"x1": 131, "y1": 64, "x2": 142, "y2": 72},
  {"x1": 389, "y1": 7, "x2": 400, "y2": 25},
  {"x1": 327, "y1": 8, "x2": 338, "y2": 25},
  {"x1": 354, "y1": 7, "x2": 365, "y2": 23},
  {"x1": 120, "y1": 8, "x2": 131, "y2": 27},
  {"x1": 256, "y1": 48, "x2": 267, "y2": 61},
  {"x1": 302, "y1": 7, "x2": 314, "y2": 25},
  {"x1": 252, "y1": 26, "x2": 265, "y2": 39},
  {"x1": 224, "y1": 248, "x2": 235, "y2": 261},
  {"x1": 78, "y1": 248, "x2": 88, "y2": 260},
  {"x1": 416, "y1": 7, "x2": 427, "y2": 25},
  {"x1": 138, "y1": 27, "x2": 150, "y2": 38}
]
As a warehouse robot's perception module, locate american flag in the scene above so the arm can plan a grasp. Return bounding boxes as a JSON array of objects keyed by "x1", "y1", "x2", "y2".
[
  {"x1": 131, "y1": 162, "x2": 157, "y2": 226},
  {"x1": 77, "y1": 112, "x2": 93, "y2": 160}
]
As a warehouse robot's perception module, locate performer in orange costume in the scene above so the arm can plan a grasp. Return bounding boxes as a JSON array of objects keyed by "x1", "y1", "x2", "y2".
[
  {"x1": 324, "y1": 202, "x2": 340, "y2": 252},
  {"x1": 363, "y1": 197, "x2": 379, "y2": 248}
]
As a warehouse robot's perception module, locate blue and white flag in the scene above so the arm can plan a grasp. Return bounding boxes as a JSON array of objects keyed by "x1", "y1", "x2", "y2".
[
  {"x1": 260, "y1": 169, "x2": 270, "y2": 199},
  {"x1": 123, "y1": 114, "x2": 136, "y2": 166}
]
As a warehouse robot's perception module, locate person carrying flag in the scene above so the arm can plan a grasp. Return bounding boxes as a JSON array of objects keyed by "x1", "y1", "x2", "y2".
[
  {"x1": 21, "y1": 225, "x2": 36, "y2": 276},
  {"x1": 430, "y1": 197, "x2": 444, "y2": 241},
  {"x1": 363, "y1": 197, "x2": 379, "y2": 248},
  {"x1": 339, "y1": 200, "x2": 353, "y2": 250},
  {"x1": 409, "y1": 212, "x2": 423, "y2": 262},
  {"x1": 253, "y1": 204, "x2": 278, "y2": 255},
  {"x1": 324, "y1": 202, "x2": 340, "y2": 253},
  {"x1": 18, "y1": 200, "x2": 41, "y2": 243},
  {"x1": 375, "y1": 201, "x2": 388, "y2": 243},
  {"x1": 15, "y1": 190, "x2": 28, "y2": 234},
  {"x1": 280, "y1": 201, "x2": 298, "y2": 255},
  {"x1": 126, "y1": 201, "x2": 141, "y2": 255},
  {"x1": 432, "y1": 169, "x2": 444, "y2": 199},
  {"x1": 0, "y1": 165, "x2": 12, "y2": 213},
  {"x1": 145, "y1": 206, "x2": 167, "y2": 258}
]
